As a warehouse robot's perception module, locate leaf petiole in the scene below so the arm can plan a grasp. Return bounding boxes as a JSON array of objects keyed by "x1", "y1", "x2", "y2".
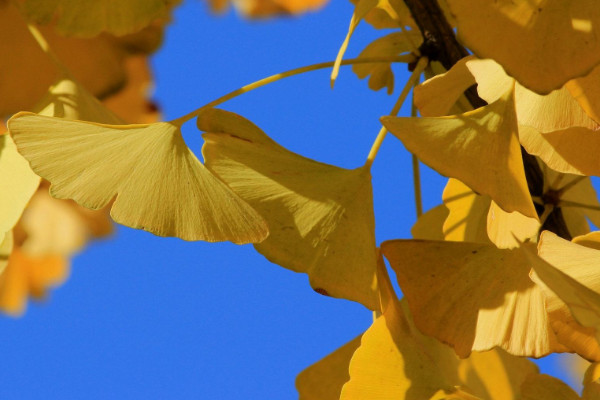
[{"x1": 363, "y1": 56, "x2": 428, "y2": 168}]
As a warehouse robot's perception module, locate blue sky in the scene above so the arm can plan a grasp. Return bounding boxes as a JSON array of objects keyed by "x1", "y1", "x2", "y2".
[{"x1": 0, "y1": 0, "x2": 580, "y2": 398}]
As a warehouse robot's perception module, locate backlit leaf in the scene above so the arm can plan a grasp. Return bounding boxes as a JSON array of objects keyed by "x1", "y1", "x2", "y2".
[
  {"x1": 567, "y1": 64, "x2": 600, "y2": 124},
  {"x1": 487, "y1": 200, "x2": 539, "y2": 249},
  {"x1": 200, "y1": 108, "x2": 379, "y2": 310},
  {"x1": 0, "y1": 231, "x2": 13, "y2": 277},
  {"x1": 8, "y1": 113, "x2": 268, "y2": 243},
  {"x1": 224, "y1": 0, "x2": 328, "y2": 17},
  {"x1": 382, "y1": 239, "x2": 561, "y2": 358},
  {"x1": 529, "y1": 232, "x2": 600, "y2": 346},
  {"x1": 442, "y1": 178, "x2": 490, "y2": 244},
  {"x1": 447, "y1": 0, "x2": 600, "y2": 93},
  {"x1": 296, "y1": 335, "x2": 361, "y2": 400},
  {"x1": 0, "y1": 134, "x2": 40, "y2": 236},
  {"x1": 340, "y1": 272, "x2": 541, "y2": 399},
  {"x1": 411, "y1": 204, "x2": 448, "y2": 240},
  {"x1": 353, "y1": 31, "x2": 421, "y2": 94},
  {"x1": 382, "y1": 88, "x2": 538, "y2": 219}
]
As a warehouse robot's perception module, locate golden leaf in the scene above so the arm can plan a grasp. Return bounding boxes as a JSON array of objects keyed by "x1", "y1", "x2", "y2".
[
  {"x1": 523, "y1": 231, "x2": 600, "y2": 346},
  {"x1": 296, "y1": 335, "x2": 361, "y2": 400},
  {"x1": 442, "y1": 178, "x2": 490, "y2": 244},
  {"x1": 353, "y1": 31, "x2": 422, "y2": 94},
  {"x1": 382, "y1": 88, "x2": 538, "y2": 219},
  {"x1": 530, "y1": 232, "x2": 600, "y2": 360},
  {"x1": 487, "y1": 200, "x2": 539, "y2": 249},
  {"x1": 567, "y1": 64, "x2": 600, "y2": 125},
  {"x1": 382, "y1": 239, "x2": 562, "y2": 358},
  {"x1": 340, "y1": 258, "x2": 541, "y2": 399},
  {"x1": 349, "y1": 0, "x2": 416, "y2": 29},
  {"x1": 0, "y1": 134, "x2": 40, "y2": 236},
  {"x1": 411, "y1": 204, "x2": 448, "y2": 240},
  {"x1": 200, "y1": 108, "x2": 379, "y2": 310},
  {"x1": 447, "y1": 0, "x2": 600, "y2": 93},
  {"x1": 8, "y1": 113, "x2": 268, "y2": 243},
  {"x1": 224, "y1": 0, "x2": 327, "y2": 17}
]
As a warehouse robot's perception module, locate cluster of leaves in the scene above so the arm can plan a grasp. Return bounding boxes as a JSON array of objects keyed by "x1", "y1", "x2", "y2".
[{"x1": 4, "y1": 0, "x2": 600, "y2": 398}]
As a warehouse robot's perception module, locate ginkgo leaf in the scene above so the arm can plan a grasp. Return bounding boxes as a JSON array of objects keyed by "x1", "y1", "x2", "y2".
[
  {"x1": 353, "y1": 31, "x2": 422, "y2": 94},
  {"x1": 413, "y1": 56, "x2": 475, "y2": 117},
  {"x1": 382, "y1": 88, "x2": 538, "y2": 219},
  {"x1": 199, "y1": 108, "x2": 379, "y2": 310},
  {"x1": 447, "y1": 0, "x2": 600, "y2": 93},
  {"x1": 349, "y1": 0, "x2": 416, "y2": 29},
  {"x1": 442, "y1": 178, "x2": 490, "y2": 243},
  {"x1": 411, "y1": 204, "x2": 448, "y2": 240},
  {"x1": 567, "y1": 64, "x2": 600, "y2": 125},
  {"x1": 528, "y1": 232, "x2": 600, "y2": 345},
  {"x1": 583, "y1": 363, "x2": 600, "y2": 399},
  {"x1": 519, "y1": 126, "x2": 600, "y2": 176},
  {"x1": 520, "y1": 374, "x2": 581, "y2": 400},
  {"x1": 0, "y1": 134, "x2": 40, "y2": 236},
  {"x1": 0, "y1": 231, "x2": 13, "y2": 277},
  {"x1": 487, "y1": 200, "x2": 539, "y2": 249},
  {"x1": 574, "y1": 232, "x2": 600, "y2": 251},
  {"x1": 340, "y1": 297, "x2": 541, "y2": 399},
  {"x1": 20, "y1": 0, "x2": 176, "y2": 37},
  {"x1": 8, "y1": 112, "x2": 268, "y2": 244},
  {"x1": 381, "y1": 239, "x2": 562, "y2": 358},
  {"x1": 296, "y1": 335, "x2": 361, "y2": 400},
  {"x1": 331, "y1": 0, "x2": 378, "y2": 87},
  {"x1": 0, "y1": 246, "x2": 67, "y2": 316}
]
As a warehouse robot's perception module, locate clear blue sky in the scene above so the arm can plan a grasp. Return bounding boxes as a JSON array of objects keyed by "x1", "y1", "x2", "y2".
[{"x1": 0, "y1": 0, "x2": 579, "y2": 398}]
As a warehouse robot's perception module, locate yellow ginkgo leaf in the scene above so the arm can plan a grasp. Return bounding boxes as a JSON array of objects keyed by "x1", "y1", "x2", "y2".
[
  {"x1": 8, "y1": 112, "x2": 268, "y2": 244},
  {"x1": 583, "y1": 363, "x2": 600, "y2": 399},
  {"x1": 520, "y1": 374, "x2": 581, "y2": 400},
  {"x1": 413, "y1": 55, "x2": 475, "y2": 117},
  {"x1": 331, "y1": 0, "x2": 378, "y2": 87},
  {"x1": 296, "y1": 335, "x2": 361, "y2": 400},
  {"x1": 447, "y1": 0, "x2": 600, "y2": 93},
  {"x1": 349, "y1": 0, "x2": 416, "y2": 29},
  {"x1": 353, "y1": 31, "x2": 422, "y2": 94},
  {"x1": 0, "y1": 134, "x2": 40, "y2": 236},
  {"x1": 442, "y1": 178, "x2": 490, "y2": 243},
  {"x1": 382, "y1": 88, "x2": 538, "y2": 219},
  {"x1": 199, "y1": 108, "x2": 379, "y2": 310},
  {"x1": 0, "y1": 231, "x2": 13, "y2": 276},
  {"x1": 20, "y1": 0, "x2": 176, "y2": 37},
  {"x1": 574, "y1": 231, "x2": 600, "y2": 251},
  {"x1": 0, "y1": 245, "x2": 68, "y2": 316},
  {"x1": 519, "y1": 126, "x2": 600, "y2": 177},
  {"x1": 382, "y1": 239, "x2": 562, "y2": 358},
  {"x1": 487, "y1": 200, "x2": 540, "y2": 249},
  {"x1": 340, "y1": 296, "x2": 541, "y2": 399},
  {"x1": 411, "y1": 204, "x2": 448, "y2": 240},
  {"x1": 528, "y1": 232, "x2": 600, "y2": 345},
  {"x1": 567, "y1": 64, "x2": 600, "y2": 125}
]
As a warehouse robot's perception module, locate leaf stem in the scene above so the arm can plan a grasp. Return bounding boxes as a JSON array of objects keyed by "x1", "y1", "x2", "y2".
[
  {"x1": 410, "y1": 95, "x2": 423, "y2": 218},
  {"x1": 364, "y1": 56, "x2": 428, "y2": 168},
  {"x1": 170, "y1": 55, "x2": 415, "y2": 127}
]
